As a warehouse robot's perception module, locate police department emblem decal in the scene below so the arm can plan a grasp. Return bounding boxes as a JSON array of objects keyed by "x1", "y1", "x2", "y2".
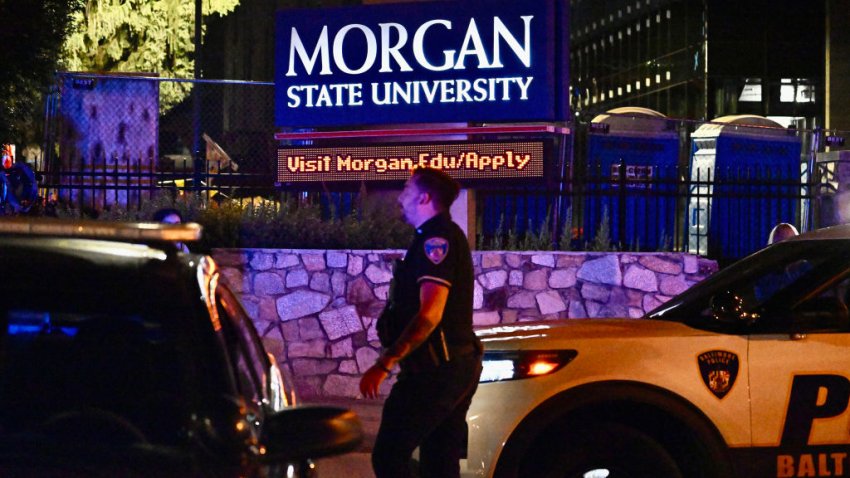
[
  {"x1": 697, "y1": 350, "x2": 739, "y2": 399},
  {"x1": 424, "y1": 237, "x2": 449, "y2": 264}
]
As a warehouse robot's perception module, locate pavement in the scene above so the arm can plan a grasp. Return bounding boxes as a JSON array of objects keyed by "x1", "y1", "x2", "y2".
[{"x1": 312, "y1": 398, "x2": 384, "y2": 478}]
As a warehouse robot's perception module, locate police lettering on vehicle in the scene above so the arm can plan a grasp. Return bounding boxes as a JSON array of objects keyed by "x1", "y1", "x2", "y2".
[
  {"x1": 776, "y1": 374, "x2": 850, "y2": 477},
  {"x1": 697, "y1": 350, "x2": 739, "y2": 399}
]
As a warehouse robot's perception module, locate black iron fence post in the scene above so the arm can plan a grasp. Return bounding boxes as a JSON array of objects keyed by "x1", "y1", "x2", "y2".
[
  {"x1": 553, "y1": 129, "x2": 571, "y2": 249},
  {"x1": 805, "y1": 128, "x2": 823, "y2": 232},
  {"x1": 617, "y1": 159, "x2": 626, "y2": 247}
]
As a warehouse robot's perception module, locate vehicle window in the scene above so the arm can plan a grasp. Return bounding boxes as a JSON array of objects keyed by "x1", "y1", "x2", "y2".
[
  {"x1": 215, "y1": 285, "x2": 268, "y2": 406},
  {"x1": 648, "y1": 240, "x2": 850, "y2": 332},
  {"x1": 732, "y1": 258, "x2": 820, "y2": 314},
  {"x1": 784, "y1": 275, "x2": 850, "y2": 333}
]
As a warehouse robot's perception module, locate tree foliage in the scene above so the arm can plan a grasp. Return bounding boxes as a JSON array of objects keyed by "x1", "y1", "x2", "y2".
[
  {"x1": 0, "y1": 0, "x2": 82, "y2": 144},
  {"x1": 62, "y1": 0, "x2": 240, "y2": 112}
]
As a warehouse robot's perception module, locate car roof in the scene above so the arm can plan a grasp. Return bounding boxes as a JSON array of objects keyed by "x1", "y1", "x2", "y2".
[
  {"x1": 0, "y1": 218, "x2": 205, "y2": 312},
  {"x1": 0, "y1": 217, "x2": 203, "y2": 264},
  {"x1": 787, "y1": 224, "x2": 850, "y2": 241},
  {"x1": 0, "y1": 217, "x2": 201, "y2": 245}
]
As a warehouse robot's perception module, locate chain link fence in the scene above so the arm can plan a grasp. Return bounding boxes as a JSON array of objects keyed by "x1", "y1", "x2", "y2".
[{"x1": 39, "y1": 72, "x2": 275, "y2": 211}]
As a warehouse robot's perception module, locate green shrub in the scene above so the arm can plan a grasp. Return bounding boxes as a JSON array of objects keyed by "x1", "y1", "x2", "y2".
[
  {"x1": 558, "y1": 207, "x2": 573, "y2": 251},
  {"x1": 657, "y1": 230, "x2": 672, "y2": 252},
  {"x1": 30, "y1": 190, "x2": 412, "y2": 251},
  {"x1": 481, "y1": 209, "x2": 556, "y2": 251},
  {"x1": 491, "y1": 214, "x2": 505, "y2": 250},
  {"x1": 193, "y1": 194, "x2": 412, "y2": 251},
  {"x1": 534, "y1": 208, "x2": 553, "y2": 250},
  {"x1": 589, "y1": 205, "x2": 614, "y2": 252},
  {"x1": 26, "y1": 191, "x2": 677, "y2": 252},
  {"x1": 520, "y1": 219, "x2": 536, "y2": 250},
  {"x1": 505, "y1": 217, "x2": 519, "y2": 250},
  {"x1": 197, "y1": 200, "x2": 244, "y2": 249}
]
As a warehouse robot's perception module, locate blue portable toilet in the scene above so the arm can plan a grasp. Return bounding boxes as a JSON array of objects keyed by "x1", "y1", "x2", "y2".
[
  {"x1": 585, "y1": 107, "x2": 679, "y2": 250},
  {"x1": 687, "y1": 115, "x2": 803, "y2": 261},
  {"x1": 814, "y1": 150, "x2": 850, "y2": 228}
]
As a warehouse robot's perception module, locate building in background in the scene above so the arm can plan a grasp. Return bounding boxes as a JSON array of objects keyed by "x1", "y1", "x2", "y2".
[
  {"x1": 568, "y1": 0, "x2": 846, "y2": 131},
  {"x1": 211, "y1": 0, "x2": 848, "y2": 132}
]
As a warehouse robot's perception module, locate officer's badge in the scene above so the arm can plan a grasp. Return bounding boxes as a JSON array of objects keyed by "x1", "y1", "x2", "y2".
[
  {"x1": 424, "y1": 237, "x2": 449, "y2": 265},
  {"x1": 697, "y1": 350, "x2": 739, "y2": 399}
]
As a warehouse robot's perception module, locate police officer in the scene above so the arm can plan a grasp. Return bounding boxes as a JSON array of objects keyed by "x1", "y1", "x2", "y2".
[{"x1": 359, "y1": 167, "x2": 482, "y2": 478}]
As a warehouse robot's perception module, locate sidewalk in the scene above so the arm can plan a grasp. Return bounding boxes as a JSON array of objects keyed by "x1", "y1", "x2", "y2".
[{"x1": 313, "y1": 398, "x2": 383, "y2": 478}]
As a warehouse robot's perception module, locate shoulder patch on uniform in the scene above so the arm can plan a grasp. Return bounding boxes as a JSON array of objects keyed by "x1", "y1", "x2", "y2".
[{"x1": 424, "y1": 237, "x2": 449, "y2": 265}]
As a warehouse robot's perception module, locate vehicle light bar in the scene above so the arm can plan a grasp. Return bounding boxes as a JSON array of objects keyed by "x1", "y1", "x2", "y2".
[{"x1": 0, "y1": 218, "x2": 202, "y2": 242}]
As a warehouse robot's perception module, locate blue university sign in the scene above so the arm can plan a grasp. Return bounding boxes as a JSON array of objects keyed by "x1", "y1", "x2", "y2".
[{"x1": 274, "y1": 0, "x2": 569, "y2": 128}]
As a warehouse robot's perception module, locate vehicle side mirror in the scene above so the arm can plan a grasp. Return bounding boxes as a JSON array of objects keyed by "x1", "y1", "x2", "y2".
[
  {"x1": 260, "y1": 405, "x2": 363, "y2": 463},
  {"x1": 710, "y1": 290, "x2": 758, "y2": 325}
]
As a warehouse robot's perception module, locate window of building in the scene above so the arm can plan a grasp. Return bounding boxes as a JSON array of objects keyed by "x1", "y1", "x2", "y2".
[
  {"x1": 739, "y1": 79, "x2": 762, "y2": 102},
  {"x1": 780, "y1": 78, "x2": 816, "y2": 103}
]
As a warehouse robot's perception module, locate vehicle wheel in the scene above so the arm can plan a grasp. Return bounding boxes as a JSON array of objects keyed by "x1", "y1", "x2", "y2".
[
  {"x1": 534, "y1": 422, "x2": 683, "y2": 478},
  {"x1": 40, "y1": 408, "x2": 149, "y2": 446}
]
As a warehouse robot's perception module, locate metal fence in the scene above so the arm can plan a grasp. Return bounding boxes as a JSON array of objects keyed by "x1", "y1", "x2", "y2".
[
  {"x1": 472, "y1": 116, "x2": 849, "y2": 264},
  {"x1": 25, "y1": 72, "x2": 850, "y2": 262},
  {"x1": 477, "y1": 163, "x2": 810, "y2": 265},
  {"x1": 40, "y1": 73, "x2": 275, "y2": 200}
]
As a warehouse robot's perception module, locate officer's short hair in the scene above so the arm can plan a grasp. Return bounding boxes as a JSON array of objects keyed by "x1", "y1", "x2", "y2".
[{"x1": 411, "y1": 167, "x2": 460, "y2": 212}]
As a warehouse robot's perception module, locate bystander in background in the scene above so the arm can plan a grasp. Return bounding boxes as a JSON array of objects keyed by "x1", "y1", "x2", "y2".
[
  {"x1": 767, "y1": 223, "x2": 799, "y2": 245},
  {"x1": 153, "y1": 208, "x2": 190, "y2": 253}
]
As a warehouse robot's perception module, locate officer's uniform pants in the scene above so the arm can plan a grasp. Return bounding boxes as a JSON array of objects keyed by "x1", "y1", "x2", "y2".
[{"x1": 372, "y1": 352, "x2": 482, "y2": 478}]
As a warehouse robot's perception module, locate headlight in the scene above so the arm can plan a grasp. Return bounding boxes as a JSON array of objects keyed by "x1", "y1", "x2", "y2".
[{"x1": 479, "y1": 350, "x2": 577, "y2": 383}]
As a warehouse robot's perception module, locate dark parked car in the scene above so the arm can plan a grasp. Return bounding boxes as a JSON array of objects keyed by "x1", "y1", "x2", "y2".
[{"x1": 0, "y1": 218, "x2": 361, "y2": 477}]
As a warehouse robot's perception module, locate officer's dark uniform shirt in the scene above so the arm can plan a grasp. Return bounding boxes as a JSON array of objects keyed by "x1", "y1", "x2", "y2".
[{"x1": 382, "y1": 212, "x2": 478, "y2": 368}]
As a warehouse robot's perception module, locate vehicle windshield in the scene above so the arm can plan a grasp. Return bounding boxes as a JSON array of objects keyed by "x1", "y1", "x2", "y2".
[{"x1": 646, "y1": 240, "x2": 850, "y2": 330}]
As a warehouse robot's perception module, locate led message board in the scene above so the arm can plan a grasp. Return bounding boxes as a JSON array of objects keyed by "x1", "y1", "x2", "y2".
[
  {"x1": 276, "y1": 141, "x2": 547, "y2": 185},
  {"x1": 274, "y1": 0, "x2": 569, "y2": 127}
]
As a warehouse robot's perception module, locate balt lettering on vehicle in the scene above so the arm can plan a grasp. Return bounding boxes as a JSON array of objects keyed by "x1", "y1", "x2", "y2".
[
  {"x1": 274, "y1": 0, "x2": 569, "y2": 126},
  {"x1": 776, "y1": 453, "x2": 848, "y2": 478},
  {"x1": 775, "y1": 374, "x2": 850, "y2": 477},
  {"x1": 276, "y1": 141, "x2": 544, "y2": 184}
]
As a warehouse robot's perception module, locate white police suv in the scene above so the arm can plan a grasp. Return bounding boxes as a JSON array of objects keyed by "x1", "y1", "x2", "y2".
[{"x1": 464, "y1": 225, "x2": 850, "y2": 478}]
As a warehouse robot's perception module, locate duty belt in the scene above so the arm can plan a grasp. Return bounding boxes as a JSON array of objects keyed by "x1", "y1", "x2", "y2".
[{"x1": 401, "y1": 329, "x2": 481, "y2": 373}]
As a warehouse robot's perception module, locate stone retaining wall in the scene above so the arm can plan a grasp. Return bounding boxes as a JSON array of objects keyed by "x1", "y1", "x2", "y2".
[{"x1": 212, "y1": 249, "x2": 718, "y2": 400}]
